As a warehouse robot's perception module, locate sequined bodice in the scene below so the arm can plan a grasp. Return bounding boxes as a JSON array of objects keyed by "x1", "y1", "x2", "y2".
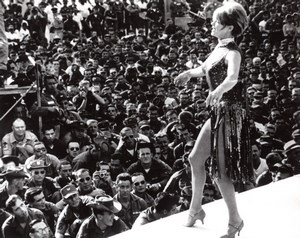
[{"x1": 206, "y1": 42, "x2": 242, "y2": 102}]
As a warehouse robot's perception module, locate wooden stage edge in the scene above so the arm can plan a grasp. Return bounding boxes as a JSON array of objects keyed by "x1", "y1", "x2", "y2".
[{"x1": 114, "y1": 175, "x2": 300, "y2": 238}]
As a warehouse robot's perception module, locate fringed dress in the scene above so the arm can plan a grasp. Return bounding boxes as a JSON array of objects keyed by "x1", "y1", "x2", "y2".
[{"x1": 203, "y1": 41, "x2": 253, "y2": 185}]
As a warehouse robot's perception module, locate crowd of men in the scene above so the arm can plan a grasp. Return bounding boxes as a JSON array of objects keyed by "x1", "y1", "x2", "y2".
[{"x1": 0, "y1": 0, "x2": 300, "y2": 237}]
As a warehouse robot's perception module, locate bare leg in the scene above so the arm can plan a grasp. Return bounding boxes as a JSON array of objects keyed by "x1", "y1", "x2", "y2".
[
  {"x1": 214, "y1": 122, "x2": 243, "y2": 235},
  {"x1": 186, "y1": 120, "x2": 211, "y2": 221}
]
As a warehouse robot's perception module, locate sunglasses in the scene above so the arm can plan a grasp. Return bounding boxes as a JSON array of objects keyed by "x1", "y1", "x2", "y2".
[
  {"x1": 122, "y1": 135, "x2": 134, "y2": 140},
  {"x1": 134, "y1": 180, "x2": 145, "y2": 186},
  {"x1": 34, "y1": 170, "x2": 45, "y2": 175},
  {"x1": 78, "y1": 177, "x2": 91, "y2": 183},
  {"x1": 61, "y1": 169, "x2": 72, "y2": 172},
  {"x1": 70, "y1": 147, "x2": 80, "y2": 151}
]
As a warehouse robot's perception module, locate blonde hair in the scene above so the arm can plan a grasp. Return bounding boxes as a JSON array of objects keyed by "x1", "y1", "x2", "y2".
[{"x1": 213, "y1": 1, "x2": 248, "y2": 37}]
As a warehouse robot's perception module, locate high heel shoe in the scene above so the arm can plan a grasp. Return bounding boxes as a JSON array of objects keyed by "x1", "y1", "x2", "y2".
[
  {"x1": 220, "y1": 220, "x2": 244, "y2": 238},
  {"x1": 184, "y1": 209, "x2": 206, "y2": 227}
]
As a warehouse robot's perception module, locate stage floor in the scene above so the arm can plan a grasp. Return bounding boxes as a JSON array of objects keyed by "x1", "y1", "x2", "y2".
[{"x1": 114, "y1": 175, "x2": 300, "y2": 238}]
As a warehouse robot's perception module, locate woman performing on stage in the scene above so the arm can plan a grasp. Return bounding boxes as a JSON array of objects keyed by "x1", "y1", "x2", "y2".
[{"x1": 174, "y1": 1, "x2": 253, "y2": 238}]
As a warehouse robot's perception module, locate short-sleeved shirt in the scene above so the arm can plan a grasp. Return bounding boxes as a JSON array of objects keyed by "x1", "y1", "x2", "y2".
[
  {"x1": 2, "y1": 131, "x2": 38, "y2": 163},
  {"x1": 76, "y1": 214, "x2": 128, "y2": 238}
]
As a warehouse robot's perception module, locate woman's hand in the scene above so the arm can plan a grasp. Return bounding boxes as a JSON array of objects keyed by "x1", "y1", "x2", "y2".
[
  {"x1": 174, "y1": 71, "x2": 190, "y2": 87},
  {"x1": 205, "y1": 88, "x2": 224, "y2": 107}
]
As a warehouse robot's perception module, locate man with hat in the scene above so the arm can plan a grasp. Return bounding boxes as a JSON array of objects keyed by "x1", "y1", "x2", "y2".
[
  {"x1": 24, "y1": 141, "x2": 60, "y2": 178},
  {"x1": 86, "y1": 119, "x2": 100, "y2": 140},
  {"x1": 281, "y1": 140, "x2": 300, "y2": 174},
  {"x1": 0, "y1": 162, "x2": 28, "y2": 208},
  {"x1": 77, "y1": 195, "x2": 128, "y2": 238},
  {"x1": 11, "y1": 53, "x2": 37, "y2": 87},
  {"x1": 291, "y1": 129, "x2": 300, "y2": 144},
  {"x1": 26, "y1": 159, "x2": 61, "y2": 203},
  {"x1": 273, "y1": 162, "x2": 294, "y2": 182},
  {"x1": 138, "y1": 120, "x2": 155, "y2": 143},
  {"x1": 62, "y1": 121, "x2": 92, "y2": 151},
  {"x1": 55, "y1": 184, "x2": 93, "y2": 238}
]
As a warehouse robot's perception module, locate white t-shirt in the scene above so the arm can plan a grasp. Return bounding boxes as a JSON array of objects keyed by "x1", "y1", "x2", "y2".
[{"x1": 254, "y1": 158, "x2": 269, "y2": 179}]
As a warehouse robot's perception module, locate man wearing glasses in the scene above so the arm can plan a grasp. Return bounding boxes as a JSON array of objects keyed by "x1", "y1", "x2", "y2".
[
  {"x1": 74, "y1": 168, "x2": 105, "y2": 198},
  {"x1": 62, "y1": 141, "x2": 81, "y2": 165},
  {"x1": 25, "y1": 141, "x2": 61, "y2": 178},
  {"x1": 28, "y1": 219, "x2": 53, "y2": 238},
  {"x1": 131, "y1": 172, "x2": 154, "y2": 208},
  {"x1": 55, "y1": 184, "x2": 93, "y2": 238},
  {"x1": 112, "y1": 127, "x2": 139, "y2": 169},
  {"x1": 26, "y1": 160, "x2": 61, "y2": 203},
  {"x1": 127, "y1": 142, "x2": 172, "y2": 198}
]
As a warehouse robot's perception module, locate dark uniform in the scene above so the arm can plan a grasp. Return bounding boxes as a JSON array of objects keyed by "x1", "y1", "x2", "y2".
[
  {"x1": 111, "y1": 0, "x2": 125, "y2": 32},
  {"x1": 265, "y1": 16, "x2": 284, "y2": 47},
  {"x1": 86, "y1": 11, "x2": 104, "y2": 37}
]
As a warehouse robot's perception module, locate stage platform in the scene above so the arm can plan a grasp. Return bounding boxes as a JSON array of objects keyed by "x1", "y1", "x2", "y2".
[{"x1": 114, "y1": 175, "x2": 300, "y2": 238}]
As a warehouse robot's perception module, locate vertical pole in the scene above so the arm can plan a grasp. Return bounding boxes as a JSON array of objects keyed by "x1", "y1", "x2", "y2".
[
  {"x1": 0, "y1": 0, "x2": 8, "y2": 83},
  {"x1": 164, "y1": 0, "x2": 171, "y2": 24},
  {"x1": 36, "y1": 64, "x2": 43, "y2": 139}
]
